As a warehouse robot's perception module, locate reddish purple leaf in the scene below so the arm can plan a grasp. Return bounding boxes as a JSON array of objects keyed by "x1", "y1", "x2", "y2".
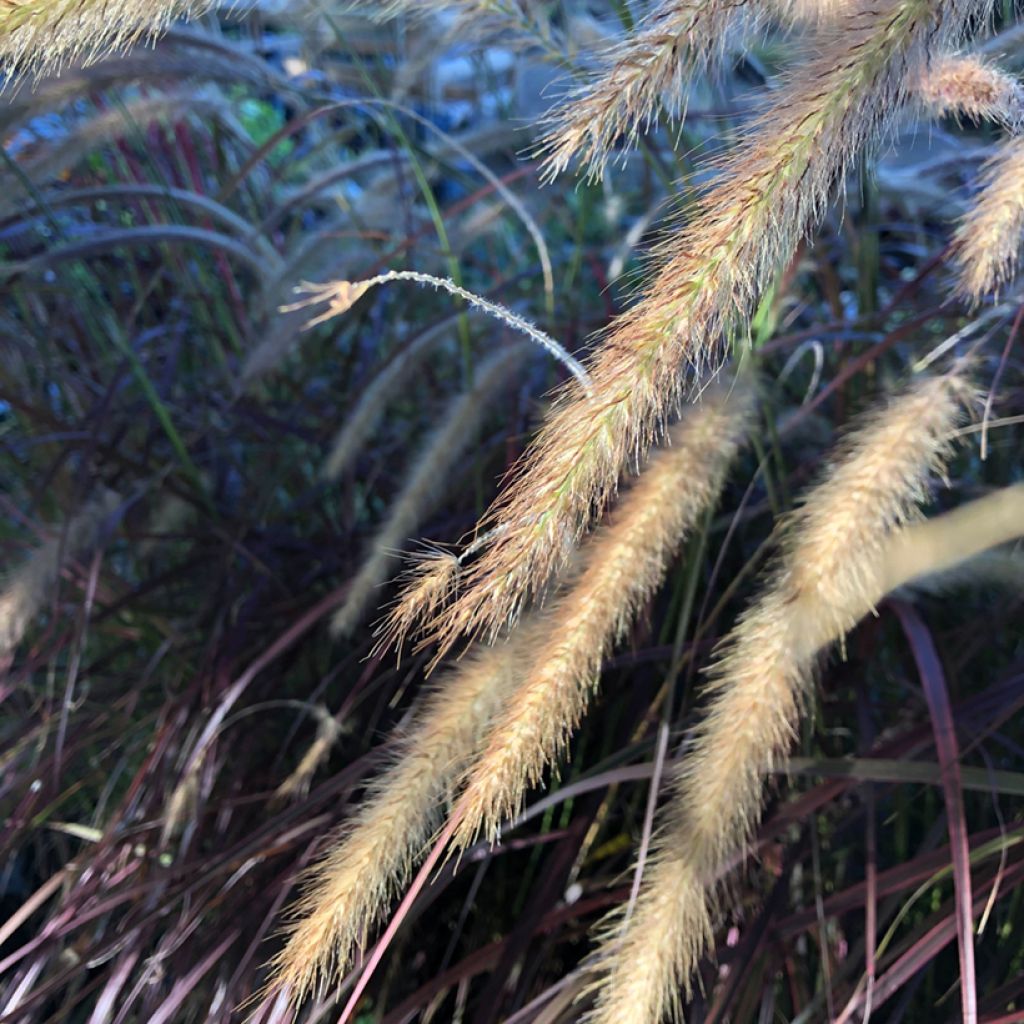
[{"x1": 893, "y1": 600, "x2": 976, "y2": 1024}]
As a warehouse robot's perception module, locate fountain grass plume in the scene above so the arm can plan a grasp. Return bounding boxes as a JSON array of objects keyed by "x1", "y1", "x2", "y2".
[
  {"x1": 267, "y1": 630, "x2": 529, "y2": 1005},
  {"x1": 584, "y1": 372, "x2": 970, "y2": 1024},
  {"x1": 0, "y1": 0, "x2": 212, "y2": 76},
  {"x1": 391, "y1": 0, "x2": 994, "y2": 663},
  {"x1": 917, "y1": 52, "x2": 1024, "y2": 129},
  {"x1": 448, "y1": 378, "x2": 754, "y2": 851},
  {"x1": 954, "y1": 136, "x2": 1024, "y2": 300},
  {"x1": 539, "y1": 0, "x2": 756, "y2": 183}
]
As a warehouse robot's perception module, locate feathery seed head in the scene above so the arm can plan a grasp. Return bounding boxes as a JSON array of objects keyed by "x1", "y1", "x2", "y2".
[
  {"x1": 399, "y1": 0, "x2": 984, "y2": 662},
  {"x1": 917, "y1": 52, "x2": 1024, "y2": 129},
  {"x1": 374, "y1": 548, "x2": 462, "y2": 653},
  {"x1": 268, "y1": 632, "x2": 528, "y2": 1005},
  {"x1": 539, "y1": 0, "x2": 755, "y2": 182},
  {"x1": 954, "y1": 136, "x2": 1024, "y2": 300},
  {"x1": 450, "y1": 381, "x2": 754, "y2": 850},
  {"x1": 585, "y1": 855, "x2": 715, "y2": 1024},
  {"x1": 771, "y1": 0, "x2": 853, "y2": 27},
  {"x1": 0, "y1": 0, "x2": 210, "y2": 77},
  {"x1": 586, "y1": 371, "x2": 968, "y2": 1024},
  {"x1": 781, "y1": 372, "x2": 968, "y2": 632}
]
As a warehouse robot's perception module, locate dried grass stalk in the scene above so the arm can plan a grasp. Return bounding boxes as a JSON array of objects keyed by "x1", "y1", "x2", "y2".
[
  {"x1": 540, "y1": 0, "x2": 753, "y2": 182},
  {"x1": 585, "y1": 373, "x2": 968, "y2": 1024},
  {"x1": 0, "y1": 488, "x2": 119, "y2": 657},
  {"x1": 330, "y1": 343, "x2": 527, "y2": 637},
  {"x1": 293, "y1": 272, "x2": 587, "y2": 390},
  {"x1": 450, "y1": 380, "x2": 754, "y2": 850},
  {"x1": 880, "y1": 481, "x2": 1024, "y2": 591},
  {"x1": 0, "y1": 0, "x2": 210, "y2": 76},
  {"x1": 268, "y1": 632, "x2": 527, "y2": 1003},
  {"x1": 954, "y1": 136, "x2": 1024, "y2": 300},
  {"x1": 916, "y1": 52, "x2": 1024, "y2": 129},
  {"x1": 395, "y1": 0, "x2": 988, "y2": 660}
]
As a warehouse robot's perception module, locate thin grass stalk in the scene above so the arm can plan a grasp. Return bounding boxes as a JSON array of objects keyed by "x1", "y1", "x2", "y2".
[
  {"x1": 395, "y1": 0, "x2": 991, "y2": 660},
  {"x1": 449, "y1": 379, "x2": 754, "y2": 850},
  {"x1": 355, "y1": 99, "x2": 555, "y2": 314},
  {"x1": 267, "y1": 631, "x2": 528, "y2": 1004},
  {"x1": 585, "y1": 373, "x2": 969, "y2": 1024},
  {"x1": 330, "y1": 343, "x2": 527, "y2": 637},
  {"x1": 954, "y1": 136, "x2": 1024, "y2": 300}
]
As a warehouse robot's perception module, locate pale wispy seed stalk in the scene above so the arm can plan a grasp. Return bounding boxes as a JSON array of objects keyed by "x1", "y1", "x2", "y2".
[
  {"x1": 330, "y1": 344, "x2": 527, "y2": 637},
  {"x1": 585, "y1": 373, "x2": 969, "y2": 1024},
  {"x1": 0, "y1": 488, "x2": 119, "y2": 657},
  {"x1": 268, "y1": 632, "x2": 528, "y2": 1003},
  {"x1": 396, "y1": 0, "x2": 992, "y2": 660},
  {"x1": 449, "y1": 380, "x2": 754, "y2": 850}
]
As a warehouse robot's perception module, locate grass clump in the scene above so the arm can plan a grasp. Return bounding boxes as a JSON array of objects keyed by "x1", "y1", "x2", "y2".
[{"x1": 2, "y1": 2, "x2": 1024, "y2": 1023}]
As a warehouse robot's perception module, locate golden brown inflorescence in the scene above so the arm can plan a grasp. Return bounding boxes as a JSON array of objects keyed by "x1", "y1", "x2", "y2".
[
  {"x1": 0, "y1": 0, "x2": 210, "y2": 75},
  {"x1": 539, "y1": 0, "x2": 756, "y2": 183},
  {"x1": 954, "y1": 136, "x2": 1024, "y2": 300},
  {"x1": 584, "y1": 372, "x2": 971, "y2": 1024},
  {"x1": 267, "y1": 630, "x2": 529, "y2": 1003},
  {"x1": 449, "y1": 379, "x2": 754, "y2": 852},
  {"x1": 269, "y1": 378, "x2": 753, "y2": 1004},
  {"x1": 389, "y1": 0, "x2": 994, "y2": 664},
  {"x1": 917, "y1": 52, "x2": 1024, "y2": 129},
  {"x1": 260, "y1": 0, "x2": 1020, "y2": 1017}
]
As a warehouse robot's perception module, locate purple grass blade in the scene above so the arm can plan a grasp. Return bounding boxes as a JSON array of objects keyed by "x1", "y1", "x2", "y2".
[
  {"x1": 863, "y1": 861, "x2": 1024, "y2": 1017},
  {"x1": 893, "y1": 601, "x2": 976, "y2": 1024},
  {"x1": 146, "y1": 930, "x2": 239, "y2": 1024},
  {"x1": 86, "y1": 946, "x2": 141, "y2": 1024}
]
